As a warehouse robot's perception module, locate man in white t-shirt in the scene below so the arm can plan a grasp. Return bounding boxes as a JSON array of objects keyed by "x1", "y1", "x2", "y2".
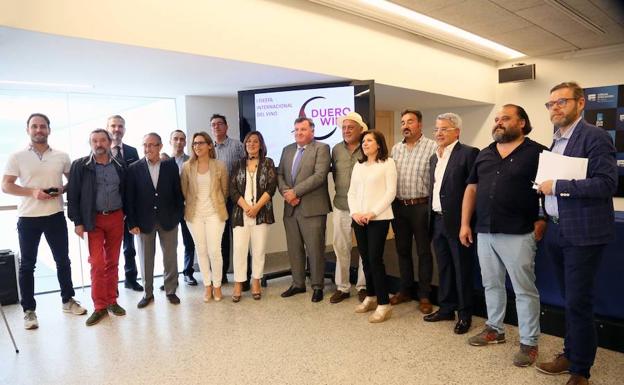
[{"x1": 1, "y1": 113, "x2": 86, "y2": 330}]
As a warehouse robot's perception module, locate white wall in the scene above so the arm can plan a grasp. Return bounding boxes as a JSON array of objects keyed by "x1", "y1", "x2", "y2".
[{"x1": 2, "y1": 0, "x2": 497, "y2": 104}]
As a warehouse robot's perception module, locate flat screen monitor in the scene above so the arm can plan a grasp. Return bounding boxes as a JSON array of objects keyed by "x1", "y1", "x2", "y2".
[{"x1": 238, "y1": 80, "x2": 374, "y2": 161}]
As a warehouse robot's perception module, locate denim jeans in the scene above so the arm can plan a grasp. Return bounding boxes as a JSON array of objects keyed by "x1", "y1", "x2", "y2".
[
  {"x1": 17, "y1": 212, "x2": 75, "y2": 311},
  {"x1": 477, "y1": 232, "x2": 540, "y2": 346}
]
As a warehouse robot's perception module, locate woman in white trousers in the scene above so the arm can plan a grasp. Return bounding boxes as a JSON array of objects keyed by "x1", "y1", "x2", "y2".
[
  {"x1": 230, "y1": 131, "x2": 277, "y2": 301},
  {"x1": 181, "y1": 131, "x2": 229, "y2": 302}
]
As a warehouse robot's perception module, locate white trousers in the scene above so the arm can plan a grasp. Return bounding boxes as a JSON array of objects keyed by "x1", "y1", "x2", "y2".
[
  {"x1": 332, "y1": 208, "x2": 366, "y2": 292},
  {"x1": 232, "y1": 223, "x2": 269, "y2": 282},
  {"x1": 187, "y1": 214, "x2": 225, "y2": 288}
]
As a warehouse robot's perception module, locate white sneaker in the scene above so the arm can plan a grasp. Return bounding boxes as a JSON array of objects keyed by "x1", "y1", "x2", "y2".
[
  {"x1": 62, "y1": 298, "x2": 87, "y2": 315},
  {"x1": 24, "y1": 310, "x2": 39, "y2": 330}
]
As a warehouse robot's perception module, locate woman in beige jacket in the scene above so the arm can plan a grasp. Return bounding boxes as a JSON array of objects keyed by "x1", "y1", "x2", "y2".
[{"x1": 181, "y1": 132, "x2": 228, "y2": 302}]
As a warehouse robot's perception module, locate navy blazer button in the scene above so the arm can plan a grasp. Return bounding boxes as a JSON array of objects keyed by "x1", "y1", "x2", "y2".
[
  {"x1": 154, "y1": 206, "x2": 157, "y2": 209},
  {"x1": 155, "y1": 193, "x2": 158, "y2": 196}
]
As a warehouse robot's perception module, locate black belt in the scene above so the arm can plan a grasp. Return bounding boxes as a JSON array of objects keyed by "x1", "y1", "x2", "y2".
[
  {"x1": 549, "y1": 216, "x2": 559, "y2": 224},
  {"x1": 96, "y1": 208, "x2": 122, "y2": 215},
  {"x1": 396, "y1": 197, "x2": 428, "y2": 206},
  {"x1": 432, "y1": 211, "x2": 443, "y2": 216}
]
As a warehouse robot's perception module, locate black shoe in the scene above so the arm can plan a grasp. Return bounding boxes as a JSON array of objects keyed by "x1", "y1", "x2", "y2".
[
  {"x1": 423, "y1": 310, "x2": 455, "y2": 322},
  {"x1": 159, "y1": 285, "x2": 165, "y2": 291},
  {"x1": 281, "y1": 285, "x2": 306, "y2": 298},
  {"x1": 125, "y1": 280, "x2": 144, "y2": 292},
  {"x1": 454, "y1": 319, "x2": 472, "y2": 334},
  {"x1": 137, "y1": 296, "x2": 154, "y2": 309},
  {"x1": 184, "y1": 275, "x2": 198, "y2": 286},
  {"x1": 242, "y1": 280, "x2": 251, "y2": 292},
  {"x1": 166, "y1": 294, "x2": 181, "y2": 305},
  {"x1": 311, "y1": 289, "x2": 323, "y2": 303}
]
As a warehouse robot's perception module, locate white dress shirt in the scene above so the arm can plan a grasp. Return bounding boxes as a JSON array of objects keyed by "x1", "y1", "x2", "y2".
[{"x1": 432, "y1": 140, "x2": 458, "y2": 213}]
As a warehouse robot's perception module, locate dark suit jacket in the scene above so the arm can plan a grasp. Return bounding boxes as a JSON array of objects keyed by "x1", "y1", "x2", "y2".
[
  {"x1": 122, "y1": 143, "x2": 139, "y2": 166},
  {"x1": 428, "y1": 142, "x2": 480, "y2": 237},
  {"x1": 552, "y1": 119, "x2": 618, "y2": 246},
  {"x1": 277, "y1": 141, "x2": 332, "y2": 217},
  {"x1": 125, "y1": 158, "x2": 184, "y2": 233}
]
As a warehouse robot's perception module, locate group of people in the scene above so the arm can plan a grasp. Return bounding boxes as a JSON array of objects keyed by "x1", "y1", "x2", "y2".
[{"x1": 1, "y1": 81, "x2": 617, "y2": 385}]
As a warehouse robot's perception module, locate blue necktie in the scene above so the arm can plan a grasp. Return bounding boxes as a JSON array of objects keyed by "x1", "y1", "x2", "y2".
[{"x1": 291, "y1": 147, "x2": 305, "y2": 182}]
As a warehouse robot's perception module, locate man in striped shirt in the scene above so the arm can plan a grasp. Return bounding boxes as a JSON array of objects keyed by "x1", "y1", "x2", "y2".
[
  {"x1": 390, "y1": 109, "x2": 437, "y2": 314},
  {"x1": 211, "y1": 114, "x2": 245, "y2": 285}
]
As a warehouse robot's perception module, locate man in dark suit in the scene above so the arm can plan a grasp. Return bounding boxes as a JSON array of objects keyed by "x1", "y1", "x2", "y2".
[
  {"x1": 107, "y1": 114, "x2": 143, "y2": 292},
  {"x1": 424, "y1": 113, "x2": 479, "y2": 335},
  {"x1": 169, "y1": 129, "x2": 197, "y2": 286},
  {"x1": 125, "y1": 133, "x2": 185, "y2": 308},
  {"x1": 536, "y1": 82, "x2": 618, "y2": 385},
  {"x1": 277, "y1": 117, "x2": 332, "y2": 303}
]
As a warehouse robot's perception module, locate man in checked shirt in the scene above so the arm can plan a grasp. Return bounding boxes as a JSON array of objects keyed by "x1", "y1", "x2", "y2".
[{"x1": 390, "y1": 109, "x2": 437, "y2": 314}]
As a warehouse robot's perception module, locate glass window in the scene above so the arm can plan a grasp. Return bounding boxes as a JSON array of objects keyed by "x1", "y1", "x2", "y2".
[{"x1": 0, "y1": 90, "x2": 184, "y2": 293}]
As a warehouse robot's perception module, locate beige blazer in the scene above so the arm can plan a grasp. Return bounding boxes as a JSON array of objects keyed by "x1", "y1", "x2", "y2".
[{"x1": 180, "y1": 158, "x2": 229, "y2": 222}]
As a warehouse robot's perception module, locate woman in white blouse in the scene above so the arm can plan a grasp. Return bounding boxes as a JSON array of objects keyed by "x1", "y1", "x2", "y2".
[
  {"x1": 180, "y1": 132, "x2": 228, "y2": 302},
  {"x1": 348, "y1": 130, "x2": 397, "y2": 323}
]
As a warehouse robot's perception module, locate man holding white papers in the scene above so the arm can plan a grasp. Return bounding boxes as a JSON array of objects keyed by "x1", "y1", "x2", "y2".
[
  {"x1": 536, "y1": 82, "x2": 618, "y2": 385},
  {"x1": 460, "y1": 104, "x2": 547, "y2": 368}
]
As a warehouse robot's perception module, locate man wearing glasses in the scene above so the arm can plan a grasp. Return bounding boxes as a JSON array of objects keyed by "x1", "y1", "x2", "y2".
[
  {"x1": 211, "y1": 114, "x2": 245, "y2": 285},
  {"x1": 535, "y1": 82, "x2": 618, "y2": 385},
  {"x1": 125, "y1": 133, "x2": 184, "y2": 308},
  {"x1": 424, "y1": 113, "x2": 479, "y2": 335}
]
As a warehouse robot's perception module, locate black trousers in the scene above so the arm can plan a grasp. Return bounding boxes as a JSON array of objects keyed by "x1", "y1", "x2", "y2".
[
  {"x1": 544, "y1": 221, "x2": 605, "y2": 379},
  {"x1": 353, "y1": 220, "x2": 390, "y2": 305},
  {"x1": 180, "y1": 218, "x2": 196, "y2": 276},
  {"x1": 221, "y1": 198, "x2": 233, "y2": 280},
  {"x1": 392, "y1": 202, "x2": 433, "y2": 299},
  {"x1": 17, "y1": 212, "x2": 75, "y2": 311},
  {"x1": 431, "y1": 214, "x2": 474, "y2": 320},
  {"x1": 122, "y1": 219, "x2": 138, "y2": 282}
]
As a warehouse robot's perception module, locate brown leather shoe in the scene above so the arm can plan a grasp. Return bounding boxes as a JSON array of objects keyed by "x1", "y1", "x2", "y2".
[
  {"x1": 536, "y1": 353, "x2": 570, "y2": 375},
  {"x1": 357, "y1": 289, "x2": 367, "y2": 303},
  {"x1": 419, "y1": 298, "x2": 433, "y2": 314},
  {"x1": 329, "y1": 290, "x2": 350, "y2": 304},
  {"x1": 389, "y1": 292, "x2": 413, "y2": 305},
  {"x1": 566, "y1": 374, "x2": 588, "y2": 385}
]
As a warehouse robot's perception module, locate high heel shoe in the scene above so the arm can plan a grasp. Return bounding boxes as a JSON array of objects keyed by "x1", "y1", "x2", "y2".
[
  {"x1": 203, "y1": 286, "x2": 212, "y2": 303},
  {"x1": 213, "y1": 286, "x2": 223, "y2": 302},
  {"x1": 251, "y1": 279, "x2": 261, "y2": 300},
  {"x1": 368, "y1": 304, "x2": 392, "y2": 323},
  {"x1": 355, "y1": 296, "x2": 378, "y2": 313},
  {"x1": 232, "y1": 282, "x2": 242, "y2": 303}
]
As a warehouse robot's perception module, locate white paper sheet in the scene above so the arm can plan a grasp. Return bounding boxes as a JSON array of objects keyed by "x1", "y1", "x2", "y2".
[{"x1": 534, "y1": 150, "x2": 588, "y2": 184}]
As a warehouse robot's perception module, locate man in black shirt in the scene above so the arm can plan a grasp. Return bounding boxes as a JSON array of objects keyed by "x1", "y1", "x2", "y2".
[{"x1": 460, "y1": 104, "x2": 547, "y2": 368}]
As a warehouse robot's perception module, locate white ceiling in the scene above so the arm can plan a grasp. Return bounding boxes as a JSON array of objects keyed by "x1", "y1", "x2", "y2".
[
  {"x1": 391, "y1": 0, "x2": 624, "y2": 56},
  {"x1": 0, "y1": 27, "x2": 486, "y2": 110}
]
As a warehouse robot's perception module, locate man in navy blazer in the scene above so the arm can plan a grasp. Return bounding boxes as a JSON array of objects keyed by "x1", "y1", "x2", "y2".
[
  {"x1": 107, "y1": 115, "x2": 143, "y2": 292},
  {"x1": 536, "y1": 82, "x2": 618, "y2": 385},
  {"x1": 125, "y1": 133, "x2": 185, "y2": 308},
  {"x1": 425, "y1": 113, "x2": 479, "y2": 335}
]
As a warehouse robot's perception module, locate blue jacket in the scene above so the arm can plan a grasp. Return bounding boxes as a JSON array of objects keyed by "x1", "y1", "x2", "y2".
[{"x1": 552, "y1": 119, "x2": 618, "y2": 246}]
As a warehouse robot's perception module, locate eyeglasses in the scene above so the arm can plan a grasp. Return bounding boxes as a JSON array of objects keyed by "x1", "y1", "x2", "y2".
[
  {"x1": 211, "y1": 122, "x2": 225, "y2": 128},
  {"x1": 192, "y1": 141, "x2": 208, "y2": 147},
  {"x1": 544, "y1": 98, "x2": 578, "y2": 110},
  {"x1": 432, "y1": 127, "x2": 458, "y2": 133},
  {"x1": 142, "y1": 143, "x2": 161, "y2": 148}
]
